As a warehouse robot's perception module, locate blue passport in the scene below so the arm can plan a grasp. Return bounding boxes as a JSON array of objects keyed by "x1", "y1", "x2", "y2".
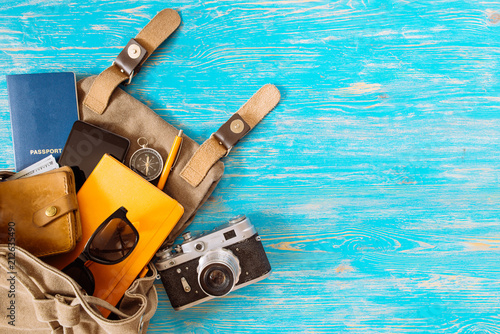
[{"x1": 6, "y1": 72, "x2": 79, "y2": 171}]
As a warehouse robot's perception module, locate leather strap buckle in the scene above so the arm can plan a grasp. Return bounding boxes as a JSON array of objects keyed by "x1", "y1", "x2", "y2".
[
  {"x1": 113, "y1": 38, "x2": 147, "y2": 85},
  {"x1": 212, "y1": 113, "x2": 251, "y2": 155}
]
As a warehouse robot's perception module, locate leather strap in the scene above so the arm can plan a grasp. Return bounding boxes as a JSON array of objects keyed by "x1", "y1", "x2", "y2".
[
  {"x1": 180, "y1": 84, "x2": 281, "y2": 187},
  {"x1": 83, "y1": 9, "x2": 181, "y2": 115},
  {"x1": 33, "y1": 193, "x2": 78, "y2": 228}
]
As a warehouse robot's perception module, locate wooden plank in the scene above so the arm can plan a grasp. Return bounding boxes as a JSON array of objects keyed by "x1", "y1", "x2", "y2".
[{"x1": 0, "y1": 0, "x2": 499, "y2": 332}]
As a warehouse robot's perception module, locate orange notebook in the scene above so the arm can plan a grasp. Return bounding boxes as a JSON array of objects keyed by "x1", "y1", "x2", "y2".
[{"x1": 45, "y1": 154, "x2": 184, "y2": 314}]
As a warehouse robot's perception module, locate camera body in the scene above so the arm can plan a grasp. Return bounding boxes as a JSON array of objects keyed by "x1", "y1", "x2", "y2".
[{"x1": 155, "y1": 215, "x2": 271, "y2": 310}]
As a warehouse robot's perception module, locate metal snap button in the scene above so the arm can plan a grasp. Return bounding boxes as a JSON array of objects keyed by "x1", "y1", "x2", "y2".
[
  {"x1": 127, "y1": 44, "x2": 142, "y2": 59},
  {"x1": 45, "y1": 206, "x2": 57, "y2": 217},
  {"x1": 230, "y1": 119, "x2": 244, "y2": 134}
]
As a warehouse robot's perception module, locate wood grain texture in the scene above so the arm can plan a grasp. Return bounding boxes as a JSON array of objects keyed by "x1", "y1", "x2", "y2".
[{"x1": 1, "y1": 0, "x2": 499, "y2": 333}]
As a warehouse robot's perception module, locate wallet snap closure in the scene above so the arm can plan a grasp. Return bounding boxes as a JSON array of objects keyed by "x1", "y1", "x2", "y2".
[
  {"x1": 45, "y1": 206, "x2": 58, "y2": 217},
  {"x1": 33, "y1": 194, "x2": 78, "y2": 227}
]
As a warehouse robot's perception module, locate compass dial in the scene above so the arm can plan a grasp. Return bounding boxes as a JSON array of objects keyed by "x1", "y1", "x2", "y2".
[{"x1": 129, "y1": 147, "x2": 164, "y2": 181}]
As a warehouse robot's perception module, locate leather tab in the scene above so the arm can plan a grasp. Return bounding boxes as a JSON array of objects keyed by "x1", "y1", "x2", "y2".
[
  {"x1": 179, "y1": 137, "x2": 227, "y2": 187},
  {"x1": 83, "y1": 9, "x2": 181, "y2": 114},
  {"x1": 213, "y1": 113, "x2": 251, "y2": 151},
  {"x1": 180, "y1": 84, "x2": 280, "y2": 187},
  {"x1": 33, "y1": 194, "x2": 78, "y2": 228},
  {"x1": 82, "y1": 66, "x2": 128, "y2": 114},
  {"x1": 114, "y1": 38, "x2": 148, "y2": 79}
]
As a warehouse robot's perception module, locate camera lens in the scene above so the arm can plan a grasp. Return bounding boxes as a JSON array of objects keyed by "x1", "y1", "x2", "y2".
[
  {"x1": 200, "y1": 265, "x2": 233, "y2": 296},
  {"x1": 197, "y1": 249, "x2": 241, "y2": 297}
]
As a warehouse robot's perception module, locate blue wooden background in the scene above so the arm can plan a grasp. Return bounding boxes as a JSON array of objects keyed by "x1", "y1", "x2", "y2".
[{"x1": 1, "y1": 1, "x2": 500, "y2": 333}]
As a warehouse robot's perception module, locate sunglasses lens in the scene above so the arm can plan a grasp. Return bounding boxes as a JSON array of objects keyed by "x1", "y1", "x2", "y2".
[
  {"x1": 63, "y1": 260, "x2": 95, "y2": 295},
  {"x1": 88, "y1": 217, "x2": 137, "y2": 263}
]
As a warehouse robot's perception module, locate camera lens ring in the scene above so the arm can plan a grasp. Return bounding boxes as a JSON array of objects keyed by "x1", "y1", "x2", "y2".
[
  {"x1": 197, "y1": 248, "x2": 241, "y2": 297},
  {"x1": 199, "y1": 264, "x2": 234, "y2": 296}
]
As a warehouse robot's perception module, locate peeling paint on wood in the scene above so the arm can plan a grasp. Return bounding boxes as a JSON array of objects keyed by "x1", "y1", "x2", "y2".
[{"x1": 1, "y1": 0, "x2": 499, "y2": 333}]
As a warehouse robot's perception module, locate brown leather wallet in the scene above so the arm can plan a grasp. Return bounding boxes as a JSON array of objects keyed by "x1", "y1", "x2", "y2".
[{"x1": 0, "y1": 166, "x2": 81, "y2": 257}]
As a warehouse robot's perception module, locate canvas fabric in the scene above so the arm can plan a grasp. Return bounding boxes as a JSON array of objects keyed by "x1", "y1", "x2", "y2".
[{"x1": 0, "y1": 245, "x2": 158, "y2": 333}]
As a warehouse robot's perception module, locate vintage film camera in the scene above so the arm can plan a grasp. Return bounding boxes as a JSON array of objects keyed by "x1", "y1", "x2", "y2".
[{"x1": 155, "y1": 215, "x2": 271, "y2": 310}]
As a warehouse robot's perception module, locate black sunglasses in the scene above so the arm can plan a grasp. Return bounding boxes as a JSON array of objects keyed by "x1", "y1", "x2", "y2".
[{"x1": 63, "y1": 207, "x2": 139, "y2": 295}]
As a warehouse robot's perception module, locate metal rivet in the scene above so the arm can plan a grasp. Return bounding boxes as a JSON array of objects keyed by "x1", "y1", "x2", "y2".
[
  {"x1": 45, "y1": 206, "x2": 57, "y2": 217},
  {"x1": 128, "y1": 44, "x2": 141, "y2": 59},
  {"x1": 230, "y1": 119, "x2": 244, "y2": 134}
]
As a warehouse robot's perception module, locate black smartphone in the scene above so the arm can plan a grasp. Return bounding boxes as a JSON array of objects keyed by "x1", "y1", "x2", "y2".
[{"x1": 59, "y1": 121, "x2": 130, "y2": 190}]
